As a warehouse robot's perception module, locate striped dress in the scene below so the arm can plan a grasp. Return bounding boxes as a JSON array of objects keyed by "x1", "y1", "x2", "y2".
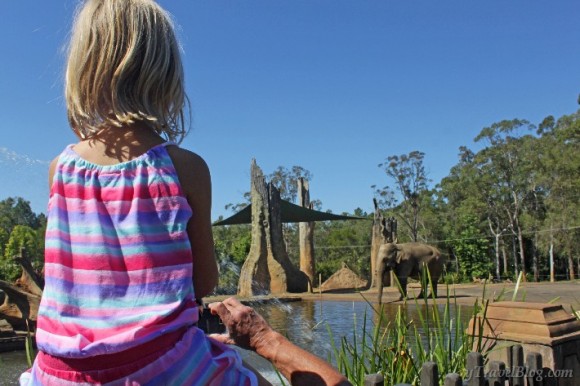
[{"x1": 20, "y1": 143, "x2": 257, "y2": 386}]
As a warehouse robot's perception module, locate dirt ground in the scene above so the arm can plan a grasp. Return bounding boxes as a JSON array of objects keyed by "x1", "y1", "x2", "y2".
[{"x1": 206, "y1": 280, "x2": 580, "y2": 313}]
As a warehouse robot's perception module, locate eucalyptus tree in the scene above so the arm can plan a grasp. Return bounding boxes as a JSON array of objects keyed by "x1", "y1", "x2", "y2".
[
  {"x1": 377, "y1": 151, "x2": 429, "y2": 242},
  {"x1": 473, "y1": 119, "x2": 537, "y2": 280},
  {"x1": 535, "y1": 112, "x2": 580, "y2": 280},
  {"x1": 0, "y1": 197, "x2": 41, "y2": 234},
  {"x1": 440, "y1": 146, "x2": 499, "y2": 280},
  {"x1": 267, "y1": 165, "x2": 313, "y2": 204}
]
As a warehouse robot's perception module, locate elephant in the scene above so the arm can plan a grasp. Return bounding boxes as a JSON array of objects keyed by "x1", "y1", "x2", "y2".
[{"x1": 376, "y1": 242, "x2": 445, "y2": 304}]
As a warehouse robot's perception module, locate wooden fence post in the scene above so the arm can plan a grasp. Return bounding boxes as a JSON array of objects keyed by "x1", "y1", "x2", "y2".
[
  {"x1": 508, "y1": 344, "x2": 525, "y2": 386},
  {"x1": 487, "y1": 360, "x2": 506, "y2": 386},
  {"x1": 444, "y1": 373, "x2": 462, "y2": 386},
  {"x1": 526, "y1": 352, "x2": 543, "y2": 386},
  {"x1": 421, "y1": 361, "x2": 439, "y2": 386},
  {"x1": 466, "y1": 352, "x2": 485, "y2": 386},
  {"x1": 364, "y1": 374, "x2": 384, "y2": 386}
]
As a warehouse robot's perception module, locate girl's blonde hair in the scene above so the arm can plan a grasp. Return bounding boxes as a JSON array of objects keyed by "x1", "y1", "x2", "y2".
[{"x1": 66, "y1": 0, "x2": 188, "y2": 142}]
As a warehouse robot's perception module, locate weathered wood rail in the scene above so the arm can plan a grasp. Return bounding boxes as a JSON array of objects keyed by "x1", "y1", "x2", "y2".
[{"x1": 364, "y1": 344, "x2": 574, "y2": 386}]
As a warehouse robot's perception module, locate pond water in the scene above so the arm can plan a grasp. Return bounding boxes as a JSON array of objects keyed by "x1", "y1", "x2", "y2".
[{"x1": 0, "y1": 299, "x2": 474, "y2": 385}]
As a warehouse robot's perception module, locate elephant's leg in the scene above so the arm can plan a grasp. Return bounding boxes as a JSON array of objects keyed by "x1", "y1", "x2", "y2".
[
  {"x1": 377, "y1": 270, "x2": 390, "y2": 305},
  {"x1": 432, "y1": 278, "x2": 438, "y2": 298},
  {"x1": 398, "y1": 277, "x2": 408, "y2": 300}
]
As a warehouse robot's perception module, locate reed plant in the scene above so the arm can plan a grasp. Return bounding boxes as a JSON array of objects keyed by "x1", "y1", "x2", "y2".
[
  {"x1": 25, "y1": 320, "x2": 36, "y2": 367},
  {"x1": 329, "y1": 271, "x2": 491, "y2": 386}
]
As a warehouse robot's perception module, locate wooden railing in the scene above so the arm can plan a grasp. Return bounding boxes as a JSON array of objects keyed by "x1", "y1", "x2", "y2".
[{"x1": 364, "y1": 344, "x2": 571, "y2": 386}]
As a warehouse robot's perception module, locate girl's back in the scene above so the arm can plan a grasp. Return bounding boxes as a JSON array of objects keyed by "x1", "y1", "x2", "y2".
[{"x1": 40, "y1": 136, "x2": 196, "y2": 357}]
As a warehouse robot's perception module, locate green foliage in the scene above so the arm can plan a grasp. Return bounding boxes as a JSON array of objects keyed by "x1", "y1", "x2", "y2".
[
  {"x1": 314, "y1": 216, "x2": 372, "y2": 282},
  {"x1": 214, "y1": 256, "x2": 242, "y2": 295},
  {"x1": 0, "y1": 197, "x2": 41, "y2": 233},
  {"x1": 448, "y1": 215, "x2": 491, "y2": 281},
  {"x1": 4, "y1": 225, "x2": 41, "y2": 260},
  {"x1": 0, "y1": 227, "x2": 8, "y2": 256},
  {"x1": 212, "y1": 224, "x2": 253, "y2": 294},
  {"x1": 0, "y1": 197, "x2": 46, "y2": 281},
  {"x1": 330, "y1": 283, "x2": 491, "y2": 385},
  {"x1": 442, "y1": 271, "x2": 461, "y2": 285},
  {"x1": 1, "y1": 225, "x2": 41, "y2": 281}
]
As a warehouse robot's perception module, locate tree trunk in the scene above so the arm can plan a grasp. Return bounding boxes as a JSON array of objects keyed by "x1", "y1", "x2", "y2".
[
  {"x1": 238, "y1": 160, "x2": 308, "y2": 297},
  {"x1": 370, "y1": 200, "x2": 392, "y2": 288},
  {"x1": 502, "y1": 242, "x2": 508, "y2": 277},
  {"x1": 512, "y1": 236, "x2": 519, "y2": 279},
  {"x1": 298, "y1": 178, "x2": 315, "y2": 293},
  {"x1": 0, "y1": 281, "x2": 41, "y2": 331},
  {"x1": 488, "y1": 219, "x2": 501, "y2": 281},
  {"x1": 370, "y1": 199, "x2": 383, "y2": 289},
  {"x1": 15, "y1": 247, "x2": 44, "y2": 297},
  {"x1": 549, "y1": 227, "x2": 555, "y2": 282},
  {"x1": 567, "y1": 243, "x2": 575, "y2": 281},
  {"x1": 532, "y1": 234, "x2": 539, "y2": 282},
  {"x1": 238, "y1": 161, "x2": 270, "y2": 297},
  {"x1": 494, "y1": 234, "x2": 501, "y2": 281},
  {"x1": 516, "y1": 224, "x2": 527, "y2": 282}
]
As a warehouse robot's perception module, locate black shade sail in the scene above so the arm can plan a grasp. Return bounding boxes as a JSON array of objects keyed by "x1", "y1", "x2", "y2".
[{"x1": 213, "y1": 200, "x2": 367, "y2": 226}]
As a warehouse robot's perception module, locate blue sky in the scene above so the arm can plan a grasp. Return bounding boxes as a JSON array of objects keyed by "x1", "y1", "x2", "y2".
[{"x1": 1, "y1": 1, "x2": 579, "y2": 220}]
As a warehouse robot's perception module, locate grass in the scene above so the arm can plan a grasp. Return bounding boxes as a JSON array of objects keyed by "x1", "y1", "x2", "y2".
[
  {"x1": 328, "y1": 271, "x2": 491, "y2": 386},
  {"x1": 25, "y1": 320, "x2": 36, "y2": 367}
]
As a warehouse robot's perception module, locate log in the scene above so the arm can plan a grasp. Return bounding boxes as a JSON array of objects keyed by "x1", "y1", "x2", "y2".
[
  {"x1": 0, "y1": 248, "x2": 43, "y2": 331},
  {"x1": 238, "y1": 160, "x2": 271, "y2": 296},
  {"x1": 298, "y1": 177, "x2": 315, "y2": 292},
  {"x1": 370, "y1": 200, "x2": 394, "y2": 288},
  {"x1": 15, "y1": 247, "x2": 44, "y2": 297},
  {"x1": 0, "y1": 280, "x2": 41, "y2": 331},
  {"x1": 238, "y1": 160, "x2": 308, "y2": 296},
  {"x1": 370, "y1": 199, "x2": 383, "y2": 289}
]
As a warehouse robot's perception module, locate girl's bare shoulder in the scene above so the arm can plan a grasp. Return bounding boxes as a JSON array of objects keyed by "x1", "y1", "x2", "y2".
[
  {"x1": 166, "y1": 146, "x2": 209, "y2": 176},
  {"x1": 165, "y1": 146, "x2": 211, "y2": 196}
]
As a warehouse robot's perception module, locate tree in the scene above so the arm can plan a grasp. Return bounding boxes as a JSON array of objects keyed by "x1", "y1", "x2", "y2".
[
  {"x1": 378, "y1": 151, "x2": 429, "y2": 242},
  {"x1": 473, "y1": 119, "x2": 537, "y2": 281},
  {"x1": 448, "y1": 214, "x2": 491, "y2": 281},
  {"x1": 314, "y1": 209, "x2": 372, "y2": 283},
  {"x1": 267, "y1": 166, "x2": 313, "y2": 203},
  {"x1": 535, "y1": 112, "x2": 580, "y2": 280},
  {"x1": 1, "y1": 225, "x2": 41, "y2": 281},
  {"x1": 213, "y1": 224, "x2": 252, "y2": 294},
  {"x1": 0, "y1": 227, "x2": 8, "y2": 257},
  {"x1": 223, "y1": 192, "x2": 251, "y2": 213},
  {"x1": 439, "y1": 146, "x2": 494, "y2": 278},
  {"x1": 0, "y1": 197, "x2": 40, "y2": 234}
]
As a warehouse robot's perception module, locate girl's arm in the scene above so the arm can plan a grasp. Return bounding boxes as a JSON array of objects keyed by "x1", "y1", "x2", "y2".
[{"x1": 168, "y1": 147, "x2": 219, "y2": 299}]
